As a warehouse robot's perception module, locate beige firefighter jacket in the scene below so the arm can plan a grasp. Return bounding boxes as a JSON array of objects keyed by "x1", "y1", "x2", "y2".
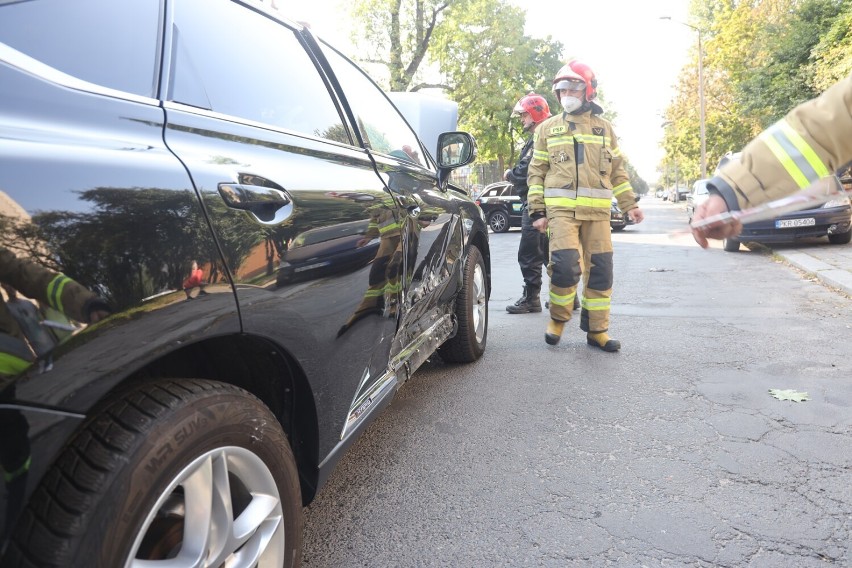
[
  {"x1": 527, "y1": 108, "x2": 638, "y2": 221},
  {"x1": 715, "y1": 73, "x2": 852, "y2": 210}
]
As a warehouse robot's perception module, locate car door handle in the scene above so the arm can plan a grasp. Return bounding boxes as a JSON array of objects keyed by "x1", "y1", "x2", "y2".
[{"x1": 218, "y1": 183, "x2": 292, "y2": 225}]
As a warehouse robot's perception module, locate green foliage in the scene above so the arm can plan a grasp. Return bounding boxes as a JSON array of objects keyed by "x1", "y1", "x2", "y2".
[
  {"x1": 809, "y1": 0, "x2": 852, "y2": 89},
  {"x1": 624, "y1": 161, "x2": 649, "y2": 195},
  {"x1": 349, "y1": 0, "x2": 563, "y2": 172},
  {"x1": 661, "y1": 0, "x2": 851, "y2": 181}
]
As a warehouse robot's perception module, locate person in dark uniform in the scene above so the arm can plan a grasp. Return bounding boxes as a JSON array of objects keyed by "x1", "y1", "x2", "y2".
[{"x1": 505, "y1": 93, "x2": 554, "y2": 314}]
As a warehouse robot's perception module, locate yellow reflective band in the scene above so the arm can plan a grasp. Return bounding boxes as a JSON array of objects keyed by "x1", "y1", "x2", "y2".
[
  {"x1": 3, "y1": 456, "x2": 31, "y2": 482},
  {"x1": 528, "y1": 186, "x2": 544, "y2": 196},
  {"x1": 364, "y1": 288, "x2": 384, "y2": 298},
  {"x1": 549, "y1": 291, "x2": 576, "y2": 306},
  {"x1": 545, "y1": 136, "x2": 574, "y2": 148},
  {"x1": 47, "y1": 274, "x2": 70, "y2": 314},
  {"x1": 532, "y1": 150, "x2": 549, "y2": 161},
  {"x1": 613, "y1": 182, "x2": 632, "y2": 196},
  {"x1": 610, "y1": 147, "x2": 623, "y2": 157},
  {"x1": 0, "y1": 353, "x2": 33, "y2": 376},
  {"x1": 760, "y1": 133, "x2": 810, "y2": 189},
  {"x1": 378, "y1": 221, "x2": 400, "y2": 234},
  {"x1": 544, "y1": 196, "x2": 612, "y2": 209},
  {"x1": 582, "y1": 297, "x2": 611, "y2": 311},
  {"x1": 572, "y1": 134, "x2": 612, "y2": 146},
  {"x1": 778, "y1": 120, "x2": 830, "y2": 179}
]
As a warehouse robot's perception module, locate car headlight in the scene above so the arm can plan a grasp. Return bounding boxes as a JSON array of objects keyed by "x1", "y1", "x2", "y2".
[{"x1": 823, "y1": 196, "x2": 852, "y2": 208}]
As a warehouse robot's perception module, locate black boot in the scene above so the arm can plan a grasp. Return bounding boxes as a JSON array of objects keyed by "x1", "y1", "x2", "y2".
[{"x1": 506, "y1": 286, "x2": 541, "y2": 314}]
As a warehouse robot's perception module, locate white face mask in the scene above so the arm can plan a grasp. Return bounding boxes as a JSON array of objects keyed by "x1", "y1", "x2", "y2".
[{"x1": 560, "y1": 95, "x2": 583, "y2": 113}]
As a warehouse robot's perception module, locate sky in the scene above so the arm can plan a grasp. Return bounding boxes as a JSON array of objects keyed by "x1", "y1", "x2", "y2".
[{"x1": 282, "y1": 0, "x2": 697, "y2": 182}]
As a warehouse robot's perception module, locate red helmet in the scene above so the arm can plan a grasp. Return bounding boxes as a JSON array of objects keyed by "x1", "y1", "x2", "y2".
[
  {"x1": 512, "y1": 93, "x2": 551, "y2": 124},
  {"x1": 552, "y1": 59, "x2": 597, "y2": 101}
]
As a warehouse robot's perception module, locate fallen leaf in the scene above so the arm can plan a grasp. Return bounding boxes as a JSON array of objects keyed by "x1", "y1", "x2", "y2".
[{"x1": 768, "y1": 389, "x2": 810, "y2": 402}]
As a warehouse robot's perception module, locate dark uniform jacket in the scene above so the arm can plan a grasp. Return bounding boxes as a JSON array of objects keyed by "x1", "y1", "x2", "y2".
[{"x1": 506, "y1": 136, "x2": 535, "y2": 203}]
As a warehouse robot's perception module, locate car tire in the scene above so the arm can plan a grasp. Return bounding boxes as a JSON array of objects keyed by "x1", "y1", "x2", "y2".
[
  {"x1": 828, "y1": 228, "x2": 852, "y2": 245},
  {"x1": 723, "y1": 237, "x2": 741, "y2": 252},
  {"x1": 488, "y1": 210, "x2": 510, "y2": 233},
  {"x1": 611, "y1": 225, "x2": 625, "y2": 232},
  {"x1": 7, "y1": 379, "x2": 302, "y2": 568},
  {"x1": 439, "y1": 245, "x2": 488, "y2": 363}
]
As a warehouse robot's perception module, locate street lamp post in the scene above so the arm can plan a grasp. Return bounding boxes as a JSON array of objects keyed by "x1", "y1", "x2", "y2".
[{"x1": 660, "y1": 16, "x2": 706, "y2": 179}]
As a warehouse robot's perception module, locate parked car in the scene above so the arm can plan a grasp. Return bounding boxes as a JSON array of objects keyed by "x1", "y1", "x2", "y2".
[
  {"x1": 715, "y1": 153, "x2": 852, "y2": 251},
  {"x1": 686, "y1": 179, "x2": 711, "y2": 222},
  {"x1": 668, "y1": 186, "x2": 690, "y2": 203},
  {"x1": 0, "y1": 2, "x2": 490, "y2": 566},
  {"x1": 610, "y1": 196, "x2": 640, "y2": 231},
  {"x1": 655, "y1": 188, "x2": 665, "y2": 199},
  {"x1": 475, "y1": 181, "x2": 523, "y2": 233}
]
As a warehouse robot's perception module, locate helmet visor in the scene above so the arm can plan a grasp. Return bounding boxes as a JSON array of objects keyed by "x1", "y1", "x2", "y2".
[{"x1": 554, "y1": 78, "x2": 586, "y2": 92}]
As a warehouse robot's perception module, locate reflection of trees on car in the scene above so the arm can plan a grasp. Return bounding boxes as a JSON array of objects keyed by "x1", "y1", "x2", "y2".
[{"x1": 0, "y1": 188, "x2": 268, "y2": 310}]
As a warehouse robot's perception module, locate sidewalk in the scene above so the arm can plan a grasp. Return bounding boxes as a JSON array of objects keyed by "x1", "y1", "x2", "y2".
[{"x1": 772, "y1": 242, "x2": 852, "y2": 296}]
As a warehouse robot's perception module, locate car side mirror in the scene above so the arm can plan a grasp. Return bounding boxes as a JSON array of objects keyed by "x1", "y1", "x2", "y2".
[{"x1": 436, "y1": 132, "x2": 477, "y2": 189}]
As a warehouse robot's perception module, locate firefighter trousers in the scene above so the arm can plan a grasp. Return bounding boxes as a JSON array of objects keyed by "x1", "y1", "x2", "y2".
[
  {"x1": 546, "y1": 216, "x2": 613, "y2": 333},
  {"x1": 518, "y1": 206, "x2": 548, "y2": 291}
]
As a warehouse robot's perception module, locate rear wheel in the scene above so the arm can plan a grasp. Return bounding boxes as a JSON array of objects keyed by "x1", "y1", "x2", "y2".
[
  {"x1": 8, "y1": 379, "x2": 302, "y2": 568},
  {"x1": 723, "y1": 237, "x2": 741, "y2": 252},
  {"x1": 488, "y1": 210, "x2": 510, "y2": 233},
  {"x1": 828, "y1": 229, "x2": 852, "y2": 244},
  {"x1": 440, "y1": 245, "x2": 488, "y2": 363}
]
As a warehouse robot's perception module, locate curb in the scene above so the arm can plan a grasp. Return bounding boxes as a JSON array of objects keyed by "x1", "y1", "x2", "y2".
[{"x1": 776, "y1": 251, "x2": 852, "y2": 296}]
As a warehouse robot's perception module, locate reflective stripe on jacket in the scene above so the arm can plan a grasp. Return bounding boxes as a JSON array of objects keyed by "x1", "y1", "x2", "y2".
[
  {"x1": 527, "y1": 109, "x2": 637, "y2": 221},
  {"x1": 716, "y1": 73, "x2": 852, "y2": 210}
]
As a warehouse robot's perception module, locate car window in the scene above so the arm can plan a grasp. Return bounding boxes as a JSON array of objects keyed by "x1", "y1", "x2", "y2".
[
  {"x1": 319, "y1": 43, "x2": 425, "y2": 167},
  {"x1": 170, "y1": 0, "x2": 350, "y2": 144},
  {"x1": 0, "y1": 0, "x2": 160, "y2": 97}
]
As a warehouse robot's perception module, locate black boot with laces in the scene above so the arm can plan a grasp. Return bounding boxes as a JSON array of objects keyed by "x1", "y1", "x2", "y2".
[{"x1": 506, "y1": 286, "x2": 542, "y2": 314}]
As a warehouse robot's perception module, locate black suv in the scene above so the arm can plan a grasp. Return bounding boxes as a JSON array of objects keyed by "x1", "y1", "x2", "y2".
[
  {"x1": 475, "y1": 181, "x2": 523, "y2": 233},
  {"x1": 0, "y1": 1, "x2": 490, "y2": 566}
]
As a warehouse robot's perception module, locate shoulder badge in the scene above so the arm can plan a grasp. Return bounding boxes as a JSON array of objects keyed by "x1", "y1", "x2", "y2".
[
  {"x1": 550, "y1": 125, "x2": 567, "y2": 135},
  {"x1": 592, "y1": 127, "x2": 604, "y2": 136}
]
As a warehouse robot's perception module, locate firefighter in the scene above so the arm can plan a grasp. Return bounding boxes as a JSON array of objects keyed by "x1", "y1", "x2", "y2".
[
  {"x1": 504, "y1": 92, "x2": 552, "y2": 314},
  {"x1": 692, "y1": 73, "x2": 852, "y2": 247},
  {"x1": 1, "y1": 246, "x2": 110, "y2": 376},
  {"x1": 527, "y1": 59, "x2": 644, "y2": 351}
]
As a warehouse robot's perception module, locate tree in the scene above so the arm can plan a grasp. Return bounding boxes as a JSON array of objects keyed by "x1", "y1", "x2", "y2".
[
  {"x1": 349, "y1": 0, "x2": 563, "y2": 175},
  {"x1": 431, "y1": 0, "x2": 562, "y2": 170},
  {"x1": 809, "y1": 0, "x2": 852, "y2": 90},
  {"x1": 350, "y1": 0, "x2": 460, "y2": 91}
]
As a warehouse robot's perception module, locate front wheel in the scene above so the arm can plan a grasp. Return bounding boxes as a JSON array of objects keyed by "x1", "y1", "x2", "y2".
[
  {"x1": 723, "y1": 237, "x2": 741, "y2": 252},
  {"x1": 7, "y1": 379, "x2": 303, "y2": 568},
  {"x1": 488, "y1": 210, "x2": 510, "y2": 233},
  {"x1": 828, "y1": 229, "x2": 852, "y2": 245},
  {"x1": 439, "y1": 245, "x2": 488, "y2": 363},
  {"x1": 611, "y1": 225, "x2": 625, "y2": 232}
]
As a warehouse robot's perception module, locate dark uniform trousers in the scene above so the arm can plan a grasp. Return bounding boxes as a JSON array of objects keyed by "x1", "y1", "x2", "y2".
[
  {"x1": 518, "y1": 206, "x2": 548, "y2": 291},
  {"x1": 547, "y1": 216, "x2": 612, "y2": 332}
]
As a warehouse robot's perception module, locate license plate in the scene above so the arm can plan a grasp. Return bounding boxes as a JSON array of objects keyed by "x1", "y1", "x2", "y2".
[{"x1": 776, "y1": 217, "x2": 815, "y2": 228}]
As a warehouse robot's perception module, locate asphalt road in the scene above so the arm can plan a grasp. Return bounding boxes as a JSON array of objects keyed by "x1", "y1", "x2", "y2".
[{"x1": 302, "y1": 197, "x2": 851, "y2": 567}]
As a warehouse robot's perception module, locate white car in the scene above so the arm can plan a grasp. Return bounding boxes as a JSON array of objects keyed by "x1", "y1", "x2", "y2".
[{"x1": 686, "y1": 179, "x2": 711, "y2": 222}]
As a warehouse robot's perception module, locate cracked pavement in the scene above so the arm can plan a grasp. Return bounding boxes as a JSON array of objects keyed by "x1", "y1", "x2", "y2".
[{"x1": 303, "y1": 198, "x2": 850, "y2": 567}]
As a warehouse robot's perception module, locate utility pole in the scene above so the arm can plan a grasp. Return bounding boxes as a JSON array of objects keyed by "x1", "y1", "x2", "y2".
[{"x1": 660, "y1": 16, "x2": 706, "y2": 178}]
